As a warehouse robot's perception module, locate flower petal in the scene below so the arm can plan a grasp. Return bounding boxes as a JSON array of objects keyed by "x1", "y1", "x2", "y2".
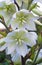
[
  {"x1": 11, "y1": 51, "x2": 21, "y2": 64},
  {"x1": 16, "y1": 44, "x2": 30, "y2": 57},
  {"x1": 23, "y1": 32, "x2": 37, "y2": 47}
]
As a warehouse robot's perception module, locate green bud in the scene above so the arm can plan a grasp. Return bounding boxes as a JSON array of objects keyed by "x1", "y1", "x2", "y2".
[{"x1": 29, "y1": 3, "x2": 37, "y2": 11}]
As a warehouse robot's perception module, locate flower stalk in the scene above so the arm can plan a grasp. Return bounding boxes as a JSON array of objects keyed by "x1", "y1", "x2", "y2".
[
  {"x1": 0, "y1": 16, "x2": 10, "y2": 33},
  {"x1": 32, "y1": 46, "x2": 41, "y2": 65},
  {"x1": 14, "y1": 0, "x2": 20, "y2": 10}
]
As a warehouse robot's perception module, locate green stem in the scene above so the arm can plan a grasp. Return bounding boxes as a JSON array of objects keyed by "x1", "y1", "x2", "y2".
[
  {"x1": 21, "y1": 56, "x2": 25, "y2": 65},
  {"x1": 27, "y1": 0, "x2": 33, "y2": 10},
  {"x1": 3, "y1": 22, "x2": 10, "y2": 33},
  {"x1": 0, "y1": 16, "x2": 10, "y2": 33},
  {"x1": 0, "y1": 21, "x2": 10, "y2": 33},
  {"x1": 32, "y1": 47, "x2": 41, "y2": 65},
  {"x1": 14, "y1": 0, "x2": 20, "y2": 10}
]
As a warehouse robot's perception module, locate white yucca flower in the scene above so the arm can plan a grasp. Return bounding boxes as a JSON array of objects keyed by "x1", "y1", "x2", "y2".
[
  {"x1": 4, "y1": 29, "x2": 37, "y2": 57},
  {"x1": 0, "y1": 1, "x2": 16, "y2": 26},
  {"x1": 11, "y1": 9, "x2": 39, "y2": 30}
]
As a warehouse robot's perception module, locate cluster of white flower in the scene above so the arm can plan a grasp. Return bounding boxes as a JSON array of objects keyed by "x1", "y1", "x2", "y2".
[{"x1": 0, "y1": 0, "x2": 42, "y2": 64}]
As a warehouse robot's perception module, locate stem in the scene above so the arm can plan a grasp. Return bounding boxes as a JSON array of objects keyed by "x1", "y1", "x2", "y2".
[
  {"x1": 14, "y1": 0, "x2": 20, "y2": 10},
  {"x1": 3, "y1": 22, "x2": 10, "y2": 33},
  {"x1": 0, "y1": 21, "x2": 10, "y2": 33},
  {"x1": 21, "y1": 51, "x2": 31, "y2": 65},
  {"x1": 27, "y1": 0, "x2": 33, "y2": 10},
  {"x1": 32, "y1": 47, "x2": 41, "y2": 65},
  {"x1": 10, "y1": 60, "x2": 14, "y2": 65},
  {"x1": 21, "y1": 1, "x2": 24, "y2": 9},
  {"x1": 21, "y1": 56, "x2": 25, "y2": 65},
  {"x1": 0, "y1": 16, "x2": 10, "y2": 33}
]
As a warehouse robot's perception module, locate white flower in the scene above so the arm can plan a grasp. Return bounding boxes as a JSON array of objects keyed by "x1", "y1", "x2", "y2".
[
  {"x1": 4, "y1": 29, "x2": 37, "y2": 57},
  {"x1": 11, "y1": 9, "x2": 39, "y2": 30},
  {"x1": 0, "y1": 1, "x2": 16, "y2": 26}
]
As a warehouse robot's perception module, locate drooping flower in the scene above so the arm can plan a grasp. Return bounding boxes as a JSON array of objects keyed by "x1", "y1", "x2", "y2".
[
  {"x1": 4, "y1": 29, "x2": 37, "y2": 57},
  {"x1": 0, "y1": 1, "x2": 16, "y2": 26},
  {"x1": 11, "y1": 9, "x2": 39, "y2": 30}
]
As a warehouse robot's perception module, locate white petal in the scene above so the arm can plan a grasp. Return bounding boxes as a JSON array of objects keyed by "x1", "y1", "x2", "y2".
[
  {"x1": 33, "y1": 0, "x2": 42, "y2": 4},
  {"x1": 11, "y1": 51, "x2": 21, "y2": 63},
  {"x1": 5, "y1": 0, "x2": 14, "y2": 4},
  {"x1": 6, "y1": 41, "x2": 17, "y2": 54},
  {"x1": 24, "y1": 21, "x2": 36, "y2": 30},
  {"x1": 35, "y1": 20, "x2": 42, "y2": 26},
  {"x1": 24, "y1": 32, "x2": 37, "y2": 47},
  {"x1": 0, "y1": 44, "x2": 7, "y2": 51},
  {"x1": 11, "y1": 21, "x2": 18, "y2": 30},
  {"x1": 0, "y1": 38, "x2": 6, "y2": 51},
  {"x1": 16, "y1": 44, "x2": 30, "y2": 57},
  {"x1": 20, "y1": 9, "x2": 29, "y2": 13},
  {"x1": 29, "y1": 32, "x2": 37, "y2": 40},
  {"x1": 0, "y1": 38, "x2": 5, "y2": 44}
]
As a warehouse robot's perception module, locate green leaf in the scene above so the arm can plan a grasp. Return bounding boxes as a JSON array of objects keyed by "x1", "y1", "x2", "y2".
[
  {"x1": 30, "y1": 46, "x2": 36, "y2": 60},
  {"x1": 37, "y1": 26, "x2": 42, "y2": 32},
  {"x1": 27, "y1": 0, "x2": 33, "y2": 9},
  {"x1": 29, "y1": 3, "x2": 38, "y2": 11},
  {"x1": 0, "y1": 51, "x2": 5, "y2": 62},
  {"x1": 36, "y1": 58, "x2": 42, "y2": 64},
  {"x1": 0, "y1": 38, "x2": 5, "y2": 45},
  {"x1": 0, "y1": 31, "x2": 7, "y2": 37},
  {"x1": 37, "y1": 33, "x2": 42, "y2": 46}
]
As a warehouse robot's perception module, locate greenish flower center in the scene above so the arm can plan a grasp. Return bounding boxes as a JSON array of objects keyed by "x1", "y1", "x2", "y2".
[
  {"x1": 5, "y1": 4, "x2": 16, "y2": 15},
  {"x1": 16, "y1": 12, "x2": 28, "y2": 24},
  {"x1": 11, "y1": 31, "x2": 26, "y2": 45}
]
